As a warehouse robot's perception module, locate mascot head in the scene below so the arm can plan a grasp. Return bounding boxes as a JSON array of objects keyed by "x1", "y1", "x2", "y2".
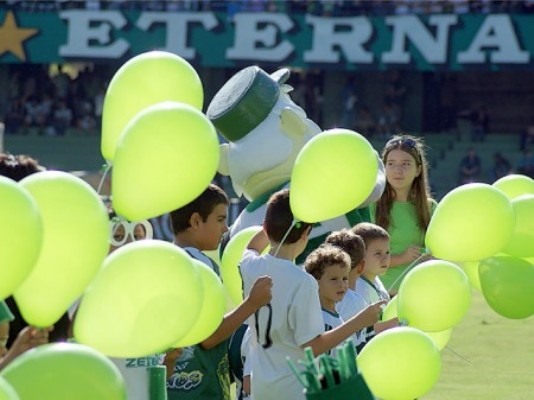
[{"x1": 207, "y1": 66, "x2": 321, "y2": 201}]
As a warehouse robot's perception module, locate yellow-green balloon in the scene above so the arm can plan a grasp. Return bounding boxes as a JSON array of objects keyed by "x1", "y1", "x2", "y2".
[
  {"x1": 74, "y1": 241, "x2": 203, "y2": 357},
  {"x1": 397, "y1": 260, "x2": 471, "y2": 332},
  {"x1": 425, "y1": 183, "x2": 515, "y2": 262},
  {"x1": 502, "y1": 195, "x2": 534, "y2": 258},
  {"x1": 358, "y1": 327, "x2": 441, "y2": 400},
  {"x1": 479, "y1": 255, "x2": 534, "y2": 319},
  {"x1": 0, "y1": 377, "x2": 18, "y2": 400},
  {"x1": 221, "y1": 226, "x2": 263, "y2": 304},
  {"x1": 493, "y1": 174, "x2": 534, "y2": 200},
  {"x1": 112, "y1": 102, "x2": 219, "y2": 221},
  {"x1": 290, "y1": 129, "x2": 377, "y2": 223},
  {"x1": 16, "y1": 171, "x2": 109, "y2": 327},
  {"x1": 380, "y1": 296, "x2": 452, "y2": 350},
  {"x1": 174, "y1": 259, "x2": 225, "y2": 347},
  {"x1": 458, "y1": 261, "x2": 482, "y2": 291},
  {"x1": 101, "y1": 50, "x2": 203, "y2": 162},
  {"x1": 0, "y1": 177, "x2": 42, "y2": 300},
  {"x1": 1, "y1": 343, "x2": 125, "y2": 400}
]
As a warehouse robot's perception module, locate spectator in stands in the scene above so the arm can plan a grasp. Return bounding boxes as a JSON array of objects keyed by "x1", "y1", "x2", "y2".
[
  {"x1": 52, "y1": 99, "x2": 73, "y2": 136},
  {"x1": 519, "y1": 125, "x2": 534, "y2": 151},
  {"x1": 459, "y1": 147, "x2": 482, "y2": 184},
  {"x1": 491, "y1": 151, "x2": 512, "y2": 181},
  {"x1": 470, "y1": 105, "x2": 490, "y2": 142},
  {"x1": 355, "y1": 106, "x2": 377, "y2": 138},
  {"x1": 340, "y1": 75, "x2": 358, "y2": 129},
  {"x1": 4, "y1": 97, "x2": 26, "y2": 135},
  {"x1": 516, "y1": 149, "x2": 534, "y2": 178}
]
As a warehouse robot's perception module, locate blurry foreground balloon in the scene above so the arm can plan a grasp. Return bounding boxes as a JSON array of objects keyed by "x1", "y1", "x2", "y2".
[
  {"x1": 16, "y1": 172, "x2": 109, "y2": 327},
  {"x1": 173, "y1": 259, "x2": 225, "y2": 347},
  {"x1": 502, "y1": 195, "x2": 534, "y2": 258},
  {"x1": 493, "y1": 174, "x2": 534, "y2": 200},
  {"x1": 425, "y1": 183, "x2": 514, "y2": 262},
  {"x1": 358, "y1": 327, "x2": 441, "y2": 400},
  {"x1": 0, "y1": 177, "x2": 42, "y2": 299},
  {"x1": 220, "y1": 225, "x2": 263, "y2": 304},
  {"x1": 479, "y1": 255, "x2": 534, "y2": 319},
  {"x1": 112, "y1": 102, "x2": 219, "y2": 221},
  {"x1": 1, "y1": 343, "x2": 125, "y2": 400},
  {"x1": 101, "y1": 50, "x2": 203, "y2": 162},
  {"x1": 397, "y1": 260, "x2": 471, "y2": 332},
  {"x1": 75, "y1": 241, "x2": 203, "y2": 357},
  {"x1": 458, "y1": 261, "x2": 482, "y2": 291},
  {"x1": 290, "y1": 129, "x2": 377, "y2": 223},
  {"x1": 0, "y1": 377, "x2": 18, "y2": 400}
]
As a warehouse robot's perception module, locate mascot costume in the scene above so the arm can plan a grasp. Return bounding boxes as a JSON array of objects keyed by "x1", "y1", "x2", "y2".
[{"x1": 207, "y1": 66, "x2": 385, "y2": 263}]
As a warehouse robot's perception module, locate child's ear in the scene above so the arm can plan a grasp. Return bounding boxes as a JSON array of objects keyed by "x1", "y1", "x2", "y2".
[
  {"x1": 356, "y1": 260, "x2": 365, "y2": 274},
  {"x1": 189, "y1": 212, "x2": 202, "y2": 229}
]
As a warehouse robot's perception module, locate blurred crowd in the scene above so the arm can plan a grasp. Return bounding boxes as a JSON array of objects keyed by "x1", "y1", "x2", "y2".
[{"x1": 3, "y1": 0, "x2": 534, "y2": 15}]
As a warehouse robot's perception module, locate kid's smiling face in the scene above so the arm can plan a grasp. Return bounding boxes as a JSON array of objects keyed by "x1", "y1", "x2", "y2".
[
  {"x1": 362, "y1": 238, "x2": 391, "y2": 280},
  {"x1": 318, "y1": 263, "x2": 350, "y2": 309}
]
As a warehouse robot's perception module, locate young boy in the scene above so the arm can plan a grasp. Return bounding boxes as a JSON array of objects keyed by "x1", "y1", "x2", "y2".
[
  {"x1": 304, "y1": 245, "x2": 351, "y2": 355},
  {"x1": 324, "y1": 229, "x2": 367, "y2": 323},
  {"x1": 351, "y1": 222, "x2": 398, "y2": 351},
  {"x1": 241, "y1": 189, "x2": 385, "y2": 400},
  {"x1": 166, "y1": 183, "x2": 272, "y2": 400}
]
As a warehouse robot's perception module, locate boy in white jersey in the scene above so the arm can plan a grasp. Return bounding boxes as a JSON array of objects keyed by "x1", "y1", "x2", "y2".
[
  {"x1": 352, "y1": 222, "x2": 399, "y2": 351},
  {"x1": 240, "y1": 189, "x2": 386, "y2": 400},
  {"x1": 304, "y1": 245, "x2": 351, "y2": 356}
]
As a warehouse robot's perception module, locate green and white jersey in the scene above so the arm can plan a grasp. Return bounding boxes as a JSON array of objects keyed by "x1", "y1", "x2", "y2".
[
  {"x1": 167, "y1": 247, "x2": 231, "y2": 400},
  {"x1": 321, "y1": 308, "x2": 343, "y2": 357},
  {"x1": 230, "y1": 183, "x2": 371, "y2": 265}
]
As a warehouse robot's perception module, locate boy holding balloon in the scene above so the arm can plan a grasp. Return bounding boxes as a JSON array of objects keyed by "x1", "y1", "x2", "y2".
[
  {"x1": 241, "y1": 189, "x2": 385, "y2": 400},
  {"x1": 167, "y1": 183, "x2": 272, "y2": 400}
]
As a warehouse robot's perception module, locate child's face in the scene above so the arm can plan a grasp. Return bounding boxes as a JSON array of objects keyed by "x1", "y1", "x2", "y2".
[
  {"x1": 363, "y1": 238, "x2": 390, "y2": 279},
  {"x1": 318, "y1": 263, "x2": 349, "y2": 306},
  {"x1": 385, "y1": 149, "x2": 421, "y2": 193},
  {"x1": 198, "y1": 203, "x2": 229, "y2": 251}
]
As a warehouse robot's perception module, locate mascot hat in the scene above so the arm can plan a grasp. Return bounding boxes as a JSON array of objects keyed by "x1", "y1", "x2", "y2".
[{"x1": 207, "y1": 66, "x2": 290, "y2": 142}]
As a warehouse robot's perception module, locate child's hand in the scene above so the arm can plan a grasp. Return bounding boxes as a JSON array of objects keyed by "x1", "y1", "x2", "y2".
[
  {"x1": 358, "y1": 300, "x2": 387, "y2": 328},
  {"x1": 402, "y1": 246, "x2": 423, "y2": 264},
  {"x1": 9, "y1": 326, "x2": 51, "y2": 358},
  {"x1": 247, "y1": 276, "x2": 273, "y2": 309},
  {"x1": 374, "y1": 317, "x2": 399, "y2": 333}
]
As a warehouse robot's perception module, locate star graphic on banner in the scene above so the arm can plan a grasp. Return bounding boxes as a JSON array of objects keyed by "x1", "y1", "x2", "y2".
[{"x1": 0, "y1": 11, "x2": 38, "y2": 61}]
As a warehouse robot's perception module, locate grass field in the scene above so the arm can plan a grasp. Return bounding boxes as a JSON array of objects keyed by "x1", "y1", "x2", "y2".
[{"x1": 424, "y1": 290, "x2": 534, "y2": 400}]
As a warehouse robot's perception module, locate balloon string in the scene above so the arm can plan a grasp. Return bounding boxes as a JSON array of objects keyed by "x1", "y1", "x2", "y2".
[
  {"x1": 444, "y1": 345, "x2": 471, "y2": 363},
  {"x1": 272, "y1": 219, "x2": 298, "y2": 259},
  {"x1": 386, "y1": 253, "x2": 426, "y2": 293},
  {"x1": 97, "y1": 164, "x2": 112, "y2": 196}
]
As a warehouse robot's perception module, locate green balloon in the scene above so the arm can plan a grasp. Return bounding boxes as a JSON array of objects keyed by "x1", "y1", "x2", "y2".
[
  {"x1": 425, "y1": 328, "x2": 452, "y2": 351},
  {"x1": 290, "y1": 129, "x2": 377, "y2": 223},
  {"x1": 0, "y1": 177, "x2": 42, "y2": 300},
  {"x1": 0, "y1": 377, "x2": 19, "y2": 400},
  {"x1": 112, "y1": 102, "x2": 219, "y2": 221},
  {"x1": 1, "y1": 343, "x2": 125, "y2": 400},
  {"x1": 358, "y1": 327, "x2": 441, "y2": 400},
  {"x1": 174, "y1": 259, "x2": 225, "y2": 347},
  {"x1": 16, "y1": 172, "x2": 109, "y2": 327},
  {"x1": 425, "y1": 183, "x2": 515, "y2": 262},
  {"x1": 493, "y1": 174, "x2": 534, "y2": 200},
  {"x1": 479, "y1": 256, "x2": 534, "y2": 319},
  {"x1": 502, "y1": 195, "x2": 534, "y2": 258},
  {"x1": 75, "y1": 241, "x2": 203, "y2": 358},
  {"x1": 380, "y1": 295, "x2": 398, "y2": 322},
  {"x1": 398, "y1": 260, "x2": 472, "y2": 332},
  {"x1": 221, "y1": 226, "x2": 263, "y2": 304},
  {"x1": 101, "y1": 50, "x2": 203, "y2": 162}
]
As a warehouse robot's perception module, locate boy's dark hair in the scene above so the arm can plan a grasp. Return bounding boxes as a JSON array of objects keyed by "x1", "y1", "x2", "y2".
[
  {"x1": 351, "y1": 222, "x2": 389, "y2": 248},
  {"x1": 170, "y1": 183, "x2": 229, "y2": 234},
  {"x1": 0, "y1": 153, "x2": 45, "y2": 182},
  {"x1": 264, "y1": 189, "x2": 312, "y2": 244},
  {"x1": 304, "y1": 245, "x2": 351, "y2": 280},
  {"x1": 324, "y1": 229, "x2": 365, "y2": 270}
]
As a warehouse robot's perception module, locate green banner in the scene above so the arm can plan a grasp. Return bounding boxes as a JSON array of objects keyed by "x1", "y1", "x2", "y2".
[{"x1": 0, "y1": 9, "x2": 532, "y2": 70}]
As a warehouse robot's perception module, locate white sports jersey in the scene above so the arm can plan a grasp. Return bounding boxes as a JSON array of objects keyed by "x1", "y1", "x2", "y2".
[
  {"x1": 240, "y1": 249, "x2": 324, "y2": 400},
  {"x1": 321, "y1": 308, "x2": 343, "y2": 356},
  {"x1": 355, "y1": 276, "x2": 390, "y2": 304},
  {"x1": 336, "y1": 288, "x2": 367, "y2": 349}
]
